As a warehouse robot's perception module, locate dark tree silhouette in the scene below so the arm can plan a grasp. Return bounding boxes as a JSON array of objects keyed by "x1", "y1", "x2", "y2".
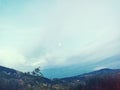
[{"x1": 32, "y1": 66, "x2": 43, "y2": 77}]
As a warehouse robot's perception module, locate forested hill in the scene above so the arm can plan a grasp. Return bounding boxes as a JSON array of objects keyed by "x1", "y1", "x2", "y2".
[
  {"x1": 0, "y1": 66, "x2": 120, "y2": 90},
  {"x1": 0, "y1": 66, "x2": 51, "y2": 90}
]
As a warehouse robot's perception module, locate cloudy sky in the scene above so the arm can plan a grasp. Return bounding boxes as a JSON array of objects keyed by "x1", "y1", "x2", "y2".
[{"x1": 0, "y1": 0, "x2": 120, "y2": 78}]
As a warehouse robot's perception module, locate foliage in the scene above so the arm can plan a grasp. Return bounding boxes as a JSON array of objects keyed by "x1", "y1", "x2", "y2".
[
  {"x1": 31, "y1": 66, "x2": 43, "y2": 77},
  {"x1": 0, "y1": 66, "x2": 120, "y2": 90}
]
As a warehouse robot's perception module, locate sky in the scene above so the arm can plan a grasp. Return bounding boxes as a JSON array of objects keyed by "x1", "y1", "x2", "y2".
[{"x1": 0, "y1": 0, "x2": 120, "y2": 78}]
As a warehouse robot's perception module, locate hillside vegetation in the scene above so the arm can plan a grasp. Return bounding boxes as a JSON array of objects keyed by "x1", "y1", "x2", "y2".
[{"x1": 0, "y1": 66, "x2": 120, "y2": 90}]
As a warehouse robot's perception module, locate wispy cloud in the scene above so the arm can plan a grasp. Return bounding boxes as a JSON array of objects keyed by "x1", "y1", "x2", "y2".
[{"x1": 0, "y1": 0, "x2": 120, "y2": 73}]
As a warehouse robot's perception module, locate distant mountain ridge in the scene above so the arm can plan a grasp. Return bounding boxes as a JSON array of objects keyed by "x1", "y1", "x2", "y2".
[
  {"x1": 59, "y1": 68, "x2": 120, "y2": 82},
  {"x1": 0, "y1": 66, "x2": 120, "y2": 90}
]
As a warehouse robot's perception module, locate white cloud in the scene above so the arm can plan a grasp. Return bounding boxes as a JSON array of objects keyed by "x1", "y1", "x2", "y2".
[
  {"x1": 0, "y1": 48, "x2": 26, "y2": 69},
  {"x1": 93, "y1": 66, "x2": 108, "y2": 71},
  {"x1": 0, "y1": 0, "x2": 120, "y2": 72}
]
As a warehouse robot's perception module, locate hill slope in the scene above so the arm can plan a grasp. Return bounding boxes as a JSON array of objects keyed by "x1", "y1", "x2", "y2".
[
  {"x1": 0, "y1": 66, "x2": 120, "y2": 90},
  {"x1": 53, "y1": 68, "x2": 120, "y2": 90},
  {"x1": 0, "y1": 66, "x2": 51, "y2": 90}
]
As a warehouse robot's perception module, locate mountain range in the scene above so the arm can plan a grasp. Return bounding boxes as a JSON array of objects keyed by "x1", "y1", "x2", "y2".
[{"x1": 0, "y1": 66, "x2": 120, "y2": 90}]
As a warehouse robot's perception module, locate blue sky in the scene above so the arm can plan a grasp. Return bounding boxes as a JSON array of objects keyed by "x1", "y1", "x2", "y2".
[{"x1": 0, "y1": 0, "x2": 120, "y2": 78}]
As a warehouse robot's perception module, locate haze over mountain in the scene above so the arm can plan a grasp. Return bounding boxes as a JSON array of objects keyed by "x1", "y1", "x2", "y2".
[{"x1": 0, "y1": 0, "x2": 120, "y2": 78}]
